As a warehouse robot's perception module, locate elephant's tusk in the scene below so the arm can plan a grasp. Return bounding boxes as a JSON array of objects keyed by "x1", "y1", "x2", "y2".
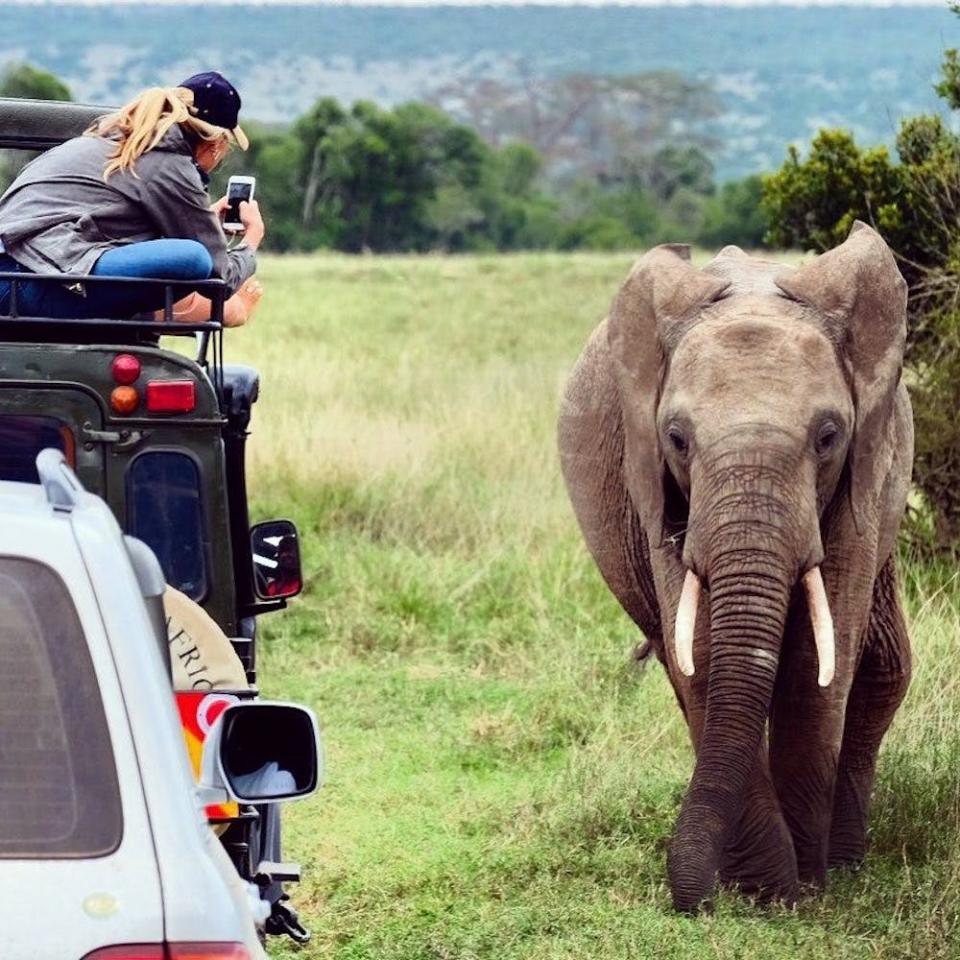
[
  {"x1": 675, "y1": 569, "x2": 700, "y2": 677},
  {"x1": 802, "y1": 566, "x2": 835, "y2": 688}
]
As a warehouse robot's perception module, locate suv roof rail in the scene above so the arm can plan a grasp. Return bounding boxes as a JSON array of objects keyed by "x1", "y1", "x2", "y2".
[
  {"x1": 36, "y1": 448, "x2": 82, "y2": 512},
  {"x1": 0, "y1": 98, "x2": 113, "y2": 151}
]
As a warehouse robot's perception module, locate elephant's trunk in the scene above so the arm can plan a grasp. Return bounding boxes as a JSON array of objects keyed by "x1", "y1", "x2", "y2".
[{"x1": 668, "y1": 533, "x2": 794, "y2": 912}]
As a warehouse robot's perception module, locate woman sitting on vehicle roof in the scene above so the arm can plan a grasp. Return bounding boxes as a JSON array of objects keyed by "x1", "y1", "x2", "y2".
[{"x1": 0, "y1": 72, "x2": 262, "y2": 326}]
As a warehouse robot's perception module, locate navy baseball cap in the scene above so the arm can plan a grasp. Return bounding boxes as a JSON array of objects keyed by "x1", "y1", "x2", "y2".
[{"x1": 179, "y1": 71, "x2": 249, "y2": 150}]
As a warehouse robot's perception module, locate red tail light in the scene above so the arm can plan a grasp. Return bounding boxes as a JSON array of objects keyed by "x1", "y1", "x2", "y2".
[
  {"x1": 111, "y1": 353, "x2": 141, "y2": 385},
  {"x1": 146, "y1": 380, "x2": 196, "y2": 414},
  {"x1": 82, "y1": 945, "x2": 250, "y2": 960},
  {"x1": 168, "y1": 946, "x2": 251, "y2": 960}
]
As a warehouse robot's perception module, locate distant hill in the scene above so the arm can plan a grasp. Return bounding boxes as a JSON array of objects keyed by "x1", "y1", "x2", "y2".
[{"x1": 3, "y1": 2, "x2": 957, "y2": 178}]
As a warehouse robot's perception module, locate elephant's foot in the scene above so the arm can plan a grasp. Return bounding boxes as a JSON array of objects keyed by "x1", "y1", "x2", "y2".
[
  {"x1": 828, "y1": 848, "x2": 865, "y2": 871},
  {"x1": 719, "y1": 804, "x2": 799, "y2": 906},
  {"x1": 792, "y1": 837, "x2": 830, "y2": 889},
  {"x1": 718, "y1": 866, "x2": 799, "y2": 906}
]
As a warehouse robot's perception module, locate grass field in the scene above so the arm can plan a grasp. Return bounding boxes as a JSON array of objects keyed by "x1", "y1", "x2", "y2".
[{"x1": 226, "y1": 252, "x2": 960, "y2": 960}]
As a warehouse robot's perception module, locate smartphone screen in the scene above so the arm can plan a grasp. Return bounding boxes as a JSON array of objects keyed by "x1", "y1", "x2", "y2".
[{"x1": 225, "y1": 180, "x2": 253, "y2": 229}]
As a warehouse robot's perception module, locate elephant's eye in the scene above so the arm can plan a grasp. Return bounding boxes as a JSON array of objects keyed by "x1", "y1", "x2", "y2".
[
  {"x1": 815, "y1": 420, "x2": 842, "y2": 457},
  {"x1": 666, "y1": 426, "x2": 689, "y2": 456}
]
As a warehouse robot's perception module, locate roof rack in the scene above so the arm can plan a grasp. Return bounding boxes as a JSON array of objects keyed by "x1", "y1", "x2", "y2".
[{"x1": 0, "y1": 271, "x2": 227, "y2": 320}]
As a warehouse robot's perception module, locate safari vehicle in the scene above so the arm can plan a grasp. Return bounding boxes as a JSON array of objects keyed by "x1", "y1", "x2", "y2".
[
  {"x1": 0, "y1": 98, "x2": 311, "y2": 942},
  {"x1": 0, "y1": 450, "x2": 321, "y2": 960}
]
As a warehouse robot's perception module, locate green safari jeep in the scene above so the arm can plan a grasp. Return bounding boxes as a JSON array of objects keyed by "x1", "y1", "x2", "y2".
[{"x1": 0, "y1": 97, "x2": 311, "y2": 944}]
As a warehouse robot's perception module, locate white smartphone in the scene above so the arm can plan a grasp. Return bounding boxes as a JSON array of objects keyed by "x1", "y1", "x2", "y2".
[{"x1": 224, "y1": 175, "x2": 256, "y2": 233}]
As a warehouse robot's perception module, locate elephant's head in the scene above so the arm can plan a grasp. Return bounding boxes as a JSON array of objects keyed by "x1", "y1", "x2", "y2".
[{"x1": 607, "y1": 223, "x2": 906, "y2": 910}]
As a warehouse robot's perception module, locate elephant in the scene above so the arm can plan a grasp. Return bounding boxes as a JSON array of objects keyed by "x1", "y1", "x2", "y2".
[{"x1": 557, "y1": 222, "x2": 913, "y2": 912}]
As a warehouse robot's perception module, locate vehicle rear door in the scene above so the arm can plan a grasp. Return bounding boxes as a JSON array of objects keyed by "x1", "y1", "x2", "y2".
[{"x1": 0, "y1": 382, "x2": 105, "y2": 493}]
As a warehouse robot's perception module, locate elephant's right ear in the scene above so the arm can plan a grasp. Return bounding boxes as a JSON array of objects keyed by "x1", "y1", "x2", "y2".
[{"x1": 607, "y1": 244, "x2": 729, "y2": 546}]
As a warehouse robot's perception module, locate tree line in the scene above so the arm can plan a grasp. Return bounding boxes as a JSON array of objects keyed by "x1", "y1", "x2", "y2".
[{"x1": 0, "y1": 62, "x2": 765, "y2": 254}]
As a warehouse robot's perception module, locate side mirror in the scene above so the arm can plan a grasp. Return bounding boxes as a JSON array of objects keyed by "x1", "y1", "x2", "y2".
[
  {"x1": 251, "y1": 519, "x2": 302, "y2": 600},
  {"x1": 198, "y1": 701, "x2": 322, "y2": 805}
]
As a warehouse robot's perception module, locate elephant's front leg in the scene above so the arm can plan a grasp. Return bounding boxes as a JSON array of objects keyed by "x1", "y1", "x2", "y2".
[
  {"x1": 719, "y1": 748, "x2": 798, "y2": 903},
  {"x1": 768, "y1": 599, "x2": 850, "y2": 887},
  {"x1": 829, "y1": 557, "x2": 911, "y2": 867}
]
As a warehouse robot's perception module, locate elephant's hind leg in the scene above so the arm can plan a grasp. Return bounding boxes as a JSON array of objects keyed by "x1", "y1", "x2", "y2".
[{"x1": 829, "y1": 555, "x2": 911, "y2": 868}]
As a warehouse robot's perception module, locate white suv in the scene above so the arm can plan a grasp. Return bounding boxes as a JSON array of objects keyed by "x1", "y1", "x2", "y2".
[{"x1": 0, "y1": 451, "x2": 321, "y2": 960}]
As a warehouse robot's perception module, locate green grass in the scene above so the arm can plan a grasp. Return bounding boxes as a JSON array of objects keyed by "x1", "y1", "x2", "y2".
[{"x1": 223, "y1": 252, "x2": 960, "y2": 959}]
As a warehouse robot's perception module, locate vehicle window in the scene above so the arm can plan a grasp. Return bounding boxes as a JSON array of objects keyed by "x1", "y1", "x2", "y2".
[
  {"x1": 0, "y1": 557, "x2": 122, "y2": 858},
  {"x1": 0, "y1": 415, "x2": 74, "y2": 482},
  {"x1": 127, "y1": 452, "x2": 208, "y2": 601}
]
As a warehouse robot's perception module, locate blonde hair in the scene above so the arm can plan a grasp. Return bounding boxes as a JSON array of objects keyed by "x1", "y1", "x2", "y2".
[{"x1": 90, "y1": 86, "x2": 229, "y2": 179}]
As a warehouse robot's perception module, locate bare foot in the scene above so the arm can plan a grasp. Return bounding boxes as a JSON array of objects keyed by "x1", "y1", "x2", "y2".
[
  {"x1": 156, "y1": 291, "x2": 204, "y2": 323},
  {"x1": 155, "y1": 277, "x2": 264, "y2": 327},
  {"x1": 223, "y1": 276, "x2": 264, "y2": 328}
]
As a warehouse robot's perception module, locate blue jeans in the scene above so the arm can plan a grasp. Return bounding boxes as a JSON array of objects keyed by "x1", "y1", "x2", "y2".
[{"x1": 0, "y1": 239, "x2": 213, "y2": 320}]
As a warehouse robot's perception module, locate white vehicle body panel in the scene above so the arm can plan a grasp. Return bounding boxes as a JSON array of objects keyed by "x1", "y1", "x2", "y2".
[{"x1": 0, "y1": 482, "x2": 265, "y2": 960}]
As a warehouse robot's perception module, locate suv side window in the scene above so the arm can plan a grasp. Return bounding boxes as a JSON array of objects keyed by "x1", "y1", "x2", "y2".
[
  {"x1": 0, "y1": 557, "x2": 122, "y2": 858},
  {"x1": 127, "y1": 451, "x2": 208, "y2": 601}
]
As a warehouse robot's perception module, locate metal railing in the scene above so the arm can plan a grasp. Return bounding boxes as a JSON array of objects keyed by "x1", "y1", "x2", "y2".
[{"x1": 0, "y1": 272, "x2": 228, "y2": 403}]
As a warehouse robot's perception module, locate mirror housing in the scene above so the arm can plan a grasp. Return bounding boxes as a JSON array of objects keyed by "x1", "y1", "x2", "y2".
[
  {"x1": 251, "y1": 519, "x2": 302, "y2": 600},
  {"x1": 198, "y1": 701, "x2": 322, "y2": 805}
]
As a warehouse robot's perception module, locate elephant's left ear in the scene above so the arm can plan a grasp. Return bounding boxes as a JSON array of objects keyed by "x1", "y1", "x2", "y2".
[{"x1": 775, "y1": 221, "x2": 907, "y2": 533}]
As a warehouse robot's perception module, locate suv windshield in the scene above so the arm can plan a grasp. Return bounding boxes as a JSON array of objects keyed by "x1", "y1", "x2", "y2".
[{"x1": 0, "y1": 557, "x2": 121, "y2": 858}]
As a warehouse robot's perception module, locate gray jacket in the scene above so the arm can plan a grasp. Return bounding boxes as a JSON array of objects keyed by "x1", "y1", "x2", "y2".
[{"x1": 0, "y1": 126, "x2": 255, "y2": 295}]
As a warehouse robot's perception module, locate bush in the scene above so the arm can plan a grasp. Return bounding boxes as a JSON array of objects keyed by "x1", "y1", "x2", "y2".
[{"x1": 763, "y1": 131, "x2": 906, "y2": 254}]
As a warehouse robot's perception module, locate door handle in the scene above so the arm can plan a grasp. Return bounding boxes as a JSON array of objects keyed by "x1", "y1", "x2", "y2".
[{"x1": 82, "y1": 422, "x2": 148, "y2": 451}]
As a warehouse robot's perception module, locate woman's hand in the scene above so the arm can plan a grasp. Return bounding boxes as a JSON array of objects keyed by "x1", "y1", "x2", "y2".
[
  {"x1": 210, "y1": 195, "x2": 230, "y2": 221},
  {"x1": 239, "y1": 200, "x2": 265, "y2": 251}
]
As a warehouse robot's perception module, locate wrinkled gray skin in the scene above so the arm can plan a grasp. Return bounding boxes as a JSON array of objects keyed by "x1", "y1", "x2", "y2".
[{"x1": 558, "y1": 222, "x2": 913, "y2": 911}]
